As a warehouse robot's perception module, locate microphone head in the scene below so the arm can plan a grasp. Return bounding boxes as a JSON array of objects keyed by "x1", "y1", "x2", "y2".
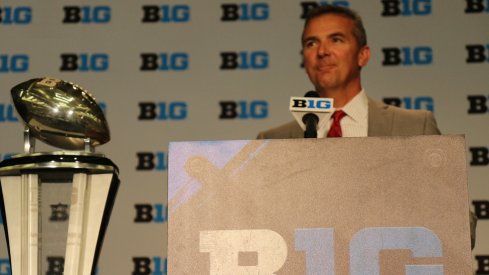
[{"x1": 304, "y1": 91, "x2": 319, "y2": 98}]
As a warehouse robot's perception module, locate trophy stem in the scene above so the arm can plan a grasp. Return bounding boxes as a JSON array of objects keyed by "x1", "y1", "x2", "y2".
[
  {"x1": 23, "y1": 127, "x2": 36, "y2": 154},
  {"x1": 84, "y1": 138, "x2": 94, "y2": 153}
]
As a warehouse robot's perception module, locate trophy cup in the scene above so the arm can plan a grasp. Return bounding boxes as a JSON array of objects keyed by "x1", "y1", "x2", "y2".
[{"x1": 0, "y1": 78, "x2": 120, "y2": 275}]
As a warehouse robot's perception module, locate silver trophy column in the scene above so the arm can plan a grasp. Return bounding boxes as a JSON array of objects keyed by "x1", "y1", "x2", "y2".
[{"x1": 0, "y1": 78, "x2": 120, "y2": 275}]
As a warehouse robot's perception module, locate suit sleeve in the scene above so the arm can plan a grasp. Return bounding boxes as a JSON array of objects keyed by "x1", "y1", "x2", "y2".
[{"x1": 423, "y1": 111, "x2": 441, "y2": 135}]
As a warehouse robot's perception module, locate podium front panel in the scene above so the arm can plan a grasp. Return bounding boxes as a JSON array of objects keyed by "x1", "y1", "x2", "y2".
[{"x1": 168, "y1": 135, "x2": 472, "y2": 274}]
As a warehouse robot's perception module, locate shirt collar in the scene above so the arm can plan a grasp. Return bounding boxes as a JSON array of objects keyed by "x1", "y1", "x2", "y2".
[{"x1": 337, "y1": 89, "x2": 368, "y2": 123}]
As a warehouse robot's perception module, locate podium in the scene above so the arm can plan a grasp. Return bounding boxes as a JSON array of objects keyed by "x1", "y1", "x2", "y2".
[{"x1": 167, "y1": 135, "x2": 472, "y2": 274}]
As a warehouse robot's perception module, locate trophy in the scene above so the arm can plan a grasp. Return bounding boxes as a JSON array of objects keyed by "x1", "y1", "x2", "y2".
[{"x1": 0, "y1": 78, "x2": 120, "y2": 275}]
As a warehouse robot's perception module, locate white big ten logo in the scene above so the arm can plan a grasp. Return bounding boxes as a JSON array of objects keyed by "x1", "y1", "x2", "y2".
[{"x1": 200, "y1": 227, "x2": 443, "y2": 275}]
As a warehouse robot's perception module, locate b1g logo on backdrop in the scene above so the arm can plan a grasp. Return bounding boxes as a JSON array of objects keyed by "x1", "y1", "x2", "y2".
[
  {"x1": 382, "y1": 96, "x2": 434, "y2": 112},
  {"x1": 0, "y1": 54, "x2": 29, "y2": 73},
  {"x1": 475, "y1": 255, "x2": 489, "y2": 275},
  {"x1": 0, "y1": 259, "x2": 10, "y2": 275},
  {"x1": 134, "y1": 203, "x2": 167, "y2": 223},
  {"x1": 381, "y1": 0, "x2": 432, "y2": 16},
  {"x1": 467, "y1": 95, "x2": 489, "y2": 114},
  {"x1": 472, "y1": 200, "x2": 488, "y2": 220},
  {"x1": 219, "y1": 100, "x2": 268, "y2": 119},
  {"x1": 140, "y1": 53, "x2": 189, "y2": 71},
  {"x1": 138, "y1": 102, "x2": 188, "y2": 121},
  {"x1": 142, "y1": 5, "x2": 190, "y2": 23},
  {"x1": 133, "y1": 257, "x2": 167, "y2": 275},
  {"x1": 300, "y1": 1, "x2": 350, "y2": 19},
  {"x1": 220, "y1": 51, "x2": 268, "y2": 70},
  {"x1": 0, "y1": 103, "x2": 19, "y2": 122},
  {"x1": 60, "y1": 53, "x2": 109, "y2": 72},
  {"x1": 382, "y1": 46, "x2": 433, "y2": 66},
  {"x1": 465, "y1": 0, "x2": 489, "y2": 13},
  {"x1": 221, "y1": 3, "x2": 269, "y2": 21},
  {"x1": 466, "y1": 44, "x2": 489, "y2": 63},
  {"x1": 469, "y1": 147, "x2": 489, "y2": 166},
  {"x1": 136, "y1": 152, "x2": 167, "y2": 171},
  {"x1": 0, "y1": 6, "x2": 32, "y2": 24},
  {"x1": 0, "y1": 153, "x2": 17, "y2": 161},
  {"x1": 62, "y1": 6, "x2": 111, "y2": 24}
]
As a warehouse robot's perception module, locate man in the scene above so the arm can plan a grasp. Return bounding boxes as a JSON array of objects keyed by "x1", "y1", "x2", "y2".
[{"x1": 257, "y1": 5, "x2": 476, "y2": 248}]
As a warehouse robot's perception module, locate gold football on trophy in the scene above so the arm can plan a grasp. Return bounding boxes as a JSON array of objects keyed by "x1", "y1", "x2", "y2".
[{"x1": 11, "y1": 77, "x2": 110, "y2": 150}]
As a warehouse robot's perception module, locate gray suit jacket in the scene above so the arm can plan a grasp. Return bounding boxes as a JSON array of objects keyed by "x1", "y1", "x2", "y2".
[
  {"x1": 257, "y1": 97, "x2": 477, "y2": 249},
  {"x1": 257, "y1": 97, "x2": 440, "y2": 139}
]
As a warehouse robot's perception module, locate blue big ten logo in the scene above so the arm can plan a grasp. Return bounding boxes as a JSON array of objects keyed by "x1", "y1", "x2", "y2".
[
  {"x1": 0, "y1": 6, "x2": 32, "y2": 24},
  {"x1": 300, "y1": 1, "x2": 350, "y2": 18},
  {"x1": 0, "y1": 54, "x2": 29, "y2": 73},
  {"x1": 0, "y1": 103, "x2": 19, "y2": 122},
  {"x1": 466, "y1": 44, "x2": 489, "y2": 63},
  {"x1": 142, "y1": 5, "x2": 190, "y2": 23},
  {"x1": 133, "y1": 257, "x2": 167, "y2": 275},
  {"x1": 59, "y1": 53, "x2": 109, "y2": 72},
  {"x1": 382, "y1": 46, "x2": 433, "y2": 66},
  {"x1": 62, "y1": 6, "x2": 111, "y2": 24},
  {"x1": 381, "y1": 0, "x2": 432, "y2": 16},
  {"x1": 382, "y1": 96, "x2": 434, "y2": 112},
  {"x1": 0, "y1": 259, "x2": 10, "y2": 275},
  {"x1": 221, "y1": 3, "x2": 269, "y2": 21},
  {"x1": 138, "y1": 101, "x2": 187, "y2": 121},
  {"x1": 219, "y1": 100, "x2": 268, "y2": 119},
  {"x1": 140, "y1": 53, "x2": 189, "y2": 71},
  {"x1": 136, "y1": 151, "x2": 167, "y2": 171},
  {"x1": 469, "y1": 146, "x2": 489, "y2": 166},
  {"x1": 220, "y1": 51, "x2": 268, "y2": 70},
  {"x1": 134, "y1": 203, "x2": 167, "y2": 223},
  {"x1": 467, "y1": 95, "x2": 489, "y2": 114},
  {"x1": 465, "y1": 0, "x2": 489, "y2": 13}
]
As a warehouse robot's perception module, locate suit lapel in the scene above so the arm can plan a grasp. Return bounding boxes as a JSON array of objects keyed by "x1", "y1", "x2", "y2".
[{"x1": 367, "y1": 97, "x2": 393, "y2": 137}]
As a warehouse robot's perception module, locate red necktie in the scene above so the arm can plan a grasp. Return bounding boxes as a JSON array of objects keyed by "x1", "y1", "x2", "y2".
[{"x1": 327, "y1": 110, "x2": 347, "y2": 138}]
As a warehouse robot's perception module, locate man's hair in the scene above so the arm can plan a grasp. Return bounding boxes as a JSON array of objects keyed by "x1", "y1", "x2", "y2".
[{"x1": 302, "y1": 5, "x2": 367, "y2": 48}]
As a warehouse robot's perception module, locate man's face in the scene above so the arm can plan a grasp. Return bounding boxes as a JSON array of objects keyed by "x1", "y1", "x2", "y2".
[{"x1": 302, "y1": 14, "x2": 369, "y2": 93}]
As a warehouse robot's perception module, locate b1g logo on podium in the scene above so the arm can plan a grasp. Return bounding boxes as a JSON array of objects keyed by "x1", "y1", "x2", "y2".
[
  {"x1": 300, "y1": 1, "x2": 350, "y2": 19},
  {"x1": 62, "y1": 6, "x2": 111, "y2": 24},
  {"x1": 383, "y1": 96, "x2": 434, "y2": 112},
  {"x1": 0, "y1": 6, "x2": 32, "y2": 24},
  {"x1": 382, "y1": 47, "x2": 433, "y2": 66},
  {"x1": 465, "y1": 0, "x2": 489, "y2": 13},
  {"x1": 134, "y1": 203, "x2": 168, "y2": 223},
  {"x1": 60, "y1": 53, "x2": 109, "y2": 72},
  {"x1": 220, "y1": 51, "x2": 269, "y2": 70},
  {"x1": 140, "y1": 53, "x2": 189, "y2": 71},
  {"x1": 199, "y1": 227, "x2": 443, "y2": 274},
  {"x1": 467, "y1": 95, "x2": 489, "y2": 114},
  {"x1": 142, "y1": 5, "x2": 190, "y2": 23},
  {"x1": 136, "y1": 152, "x2": 167, "y2": 171},
  {"x1": 133, "y1": 257, "x2": 167, "y2": 275},
  {"x1": 466, "y1": 44, "x2": 489, "y2": 63},
  {"x1": 381, "y1": 0, "x2": 432, "y2": 16},
  {"x1": 219, "y1": 100, "x2": 268, "y2": 119},
  {"x1": 221, "y1": 3, "x2": 269, "y2": 21},
  {"x1": 0, "y1": 54, "x2": 29, "y2": 73}
]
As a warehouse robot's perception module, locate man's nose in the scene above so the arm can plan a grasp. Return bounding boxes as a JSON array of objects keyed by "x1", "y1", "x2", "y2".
[{"x1": 317, "y1": 42, "x2": 330, "y2": 57}]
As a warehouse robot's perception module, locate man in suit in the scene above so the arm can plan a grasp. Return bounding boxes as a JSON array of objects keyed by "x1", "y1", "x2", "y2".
[{"x1": 257, "y1": 5, "x2": 476, "y2": 249}]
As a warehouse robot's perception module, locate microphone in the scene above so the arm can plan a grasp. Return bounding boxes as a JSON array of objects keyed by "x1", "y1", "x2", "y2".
[{"x1": 289, "y1": 91, "x2": 334, "y2": 138}]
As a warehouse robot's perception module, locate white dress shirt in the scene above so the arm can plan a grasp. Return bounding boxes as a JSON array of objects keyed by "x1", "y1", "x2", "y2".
[{"x1": 317, "y1": 89, "x2": 369, "y2": 138}]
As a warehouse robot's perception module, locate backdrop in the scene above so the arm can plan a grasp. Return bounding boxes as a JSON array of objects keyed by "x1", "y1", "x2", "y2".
[{"x1": 0, "y1": 0, "x2": 488, "y2": 274}]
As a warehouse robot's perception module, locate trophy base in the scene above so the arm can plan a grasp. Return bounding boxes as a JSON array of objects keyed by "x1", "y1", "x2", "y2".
[{"x1": 0, "y1": 153, "x2": 119, "y2": 275}]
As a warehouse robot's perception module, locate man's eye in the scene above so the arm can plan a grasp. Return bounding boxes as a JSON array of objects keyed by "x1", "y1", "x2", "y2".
[{"x1": 305, "y1": 41, "x2": 316, "y2": 48}]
